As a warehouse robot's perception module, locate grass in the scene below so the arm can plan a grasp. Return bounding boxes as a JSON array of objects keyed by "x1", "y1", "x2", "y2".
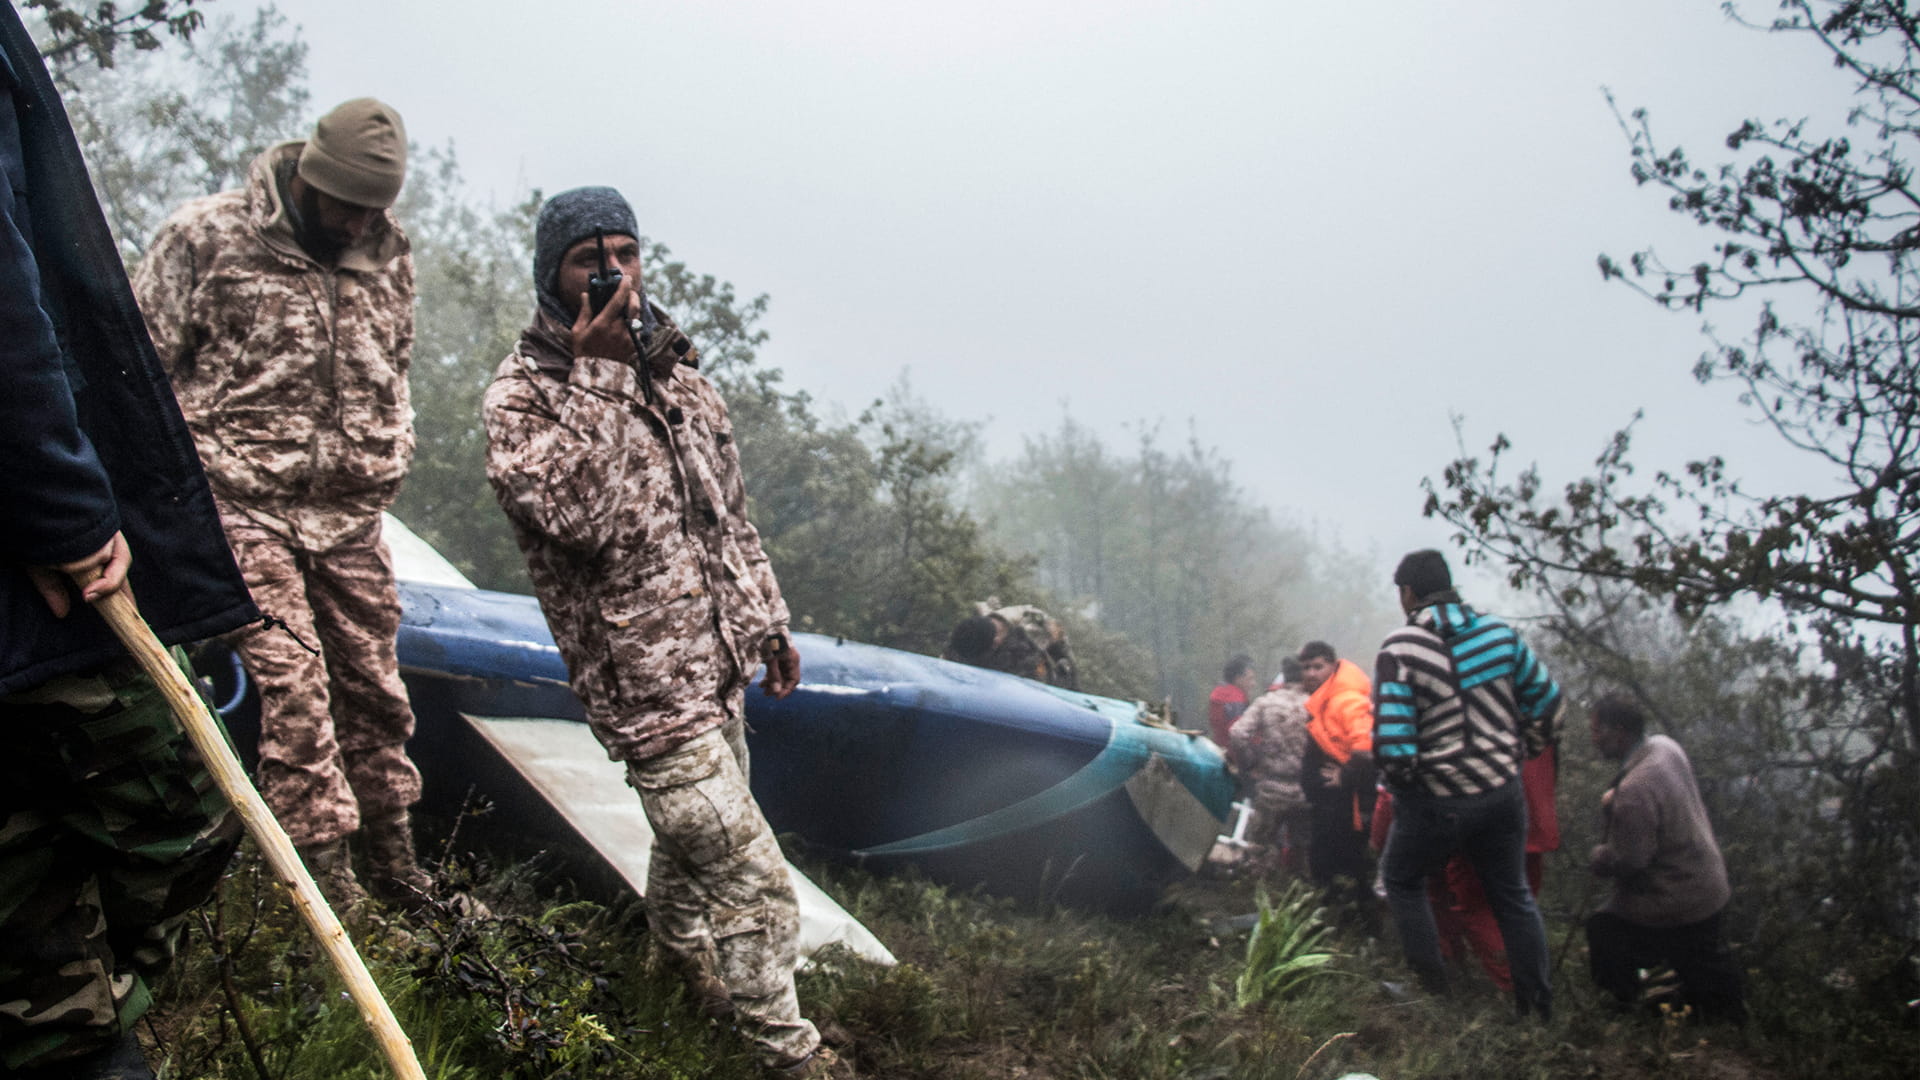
[{"x1": 137, "y1": 832, "x2": 1916, "y2": 1080}]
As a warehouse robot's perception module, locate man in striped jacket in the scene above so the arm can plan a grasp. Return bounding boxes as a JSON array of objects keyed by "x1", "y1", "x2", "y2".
[{"x1": 1372, "y1": 550, "x2": 1562, "y2": 1019}]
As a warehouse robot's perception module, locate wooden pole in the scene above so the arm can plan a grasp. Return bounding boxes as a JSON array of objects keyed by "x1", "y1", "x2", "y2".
[{"x1": 79, "y1": 574, "x2": 428, "y2": 1080}]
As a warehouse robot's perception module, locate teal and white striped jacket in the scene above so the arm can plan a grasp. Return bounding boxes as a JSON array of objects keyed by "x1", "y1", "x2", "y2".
[{"x1": 1372, "y1": 599, "x2": 1561, "y2": 797}]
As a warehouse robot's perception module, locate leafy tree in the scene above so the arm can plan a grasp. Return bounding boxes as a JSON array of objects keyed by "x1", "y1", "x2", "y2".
[
  {"x1": 28, "y1": 0, "x2": 205, "y2": 73},
  {"x1": 386, "y1": 148, "x2": 541, "y2": 591},
  {"x1": 648, "y1": 246, "x2": 771, "y2": 378},
  {"x1": 728, "y1": 377, "x2": 1037, "y2": 658},
  {"x1": 975, "y1": 416, "x2": 1399, "y2": 723},
  {"x1": 855, "y1": 395, "x2": 1034, "y2": 654},
  {"x1": 1425, "y1": 0, "x2": 1919, "y2": 935},
  {"x1": 57, "y1": 4, "x2": 309, "y2": 260}
]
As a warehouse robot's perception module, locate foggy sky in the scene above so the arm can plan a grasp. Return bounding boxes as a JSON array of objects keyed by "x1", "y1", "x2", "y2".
[{"x1": 265, "y1": 0, "x2": 1851, "y2": 582}]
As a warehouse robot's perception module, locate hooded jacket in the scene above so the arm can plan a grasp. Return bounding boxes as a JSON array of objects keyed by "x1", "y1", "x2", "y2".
[
  {"x1": 132, "y1": 142, "x2": 415, "y2": 551},
  {"x1": 1372, "y1": 598, "x2": 1561, "y2": 798},
  {"x1": 1300, "y1": 658, "x2": 1375, "y2": 825},
  {"x1": 0, "y1": 5, "x2": 256, "y2": 693},
  {"x1": 1303, "y1": 659, "x2": 1374, "y2": 766}
]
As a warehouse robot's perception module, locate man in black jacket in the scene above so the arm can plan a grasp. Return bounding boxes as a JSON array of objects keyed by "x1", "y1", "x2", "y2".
[{"x1": 0, "y1": 6, "x2": 258, "y2": 1075}]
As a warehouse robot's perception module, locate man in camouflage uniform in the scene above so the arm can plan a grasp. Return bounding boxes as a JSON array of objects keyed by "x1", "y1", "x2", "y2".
[
  {"x1": 482, "y1": 188, "x2": 847, "y2": 1078},
  {"x1": 942, "y1": 601, "x2": 1079, "y2": 689},
  {"x1": 132, "y1": 98, "x2": 432, "y2": 908},
  {"x1": 1226, "y1": 663, "x2": 1313, "y2": 876},
  {"x1": 1, "y1": 5, "x2": 258, "y2": 1073}
]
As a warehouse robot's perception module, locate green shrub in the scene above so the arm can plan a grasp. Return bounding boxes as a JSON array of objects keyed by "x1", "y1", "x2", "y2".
[{"x1": 1234, "y1": 881, "x2": 1340, "y2": 1007}]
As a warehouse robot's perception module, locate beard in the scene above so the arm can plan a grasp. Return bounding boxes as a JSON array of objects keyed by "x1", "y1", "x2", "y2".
[{"x1": 293, "y1": 184, "x2": 351, "y2": 263}]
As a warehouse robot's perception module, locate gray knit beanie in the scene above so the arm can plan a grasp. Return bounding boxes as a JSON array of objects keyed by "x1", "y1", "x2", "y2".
[
  {"x1": 533, "y1": 186, "x2": 639, "y2": 322},
  {"x1": 298, "y1": 98, "x2": 407, "y2": 208}
]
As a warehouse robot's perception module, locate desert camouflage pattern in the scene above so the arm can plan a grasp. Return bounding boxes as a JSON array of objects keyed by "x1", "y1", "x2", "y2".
[
  {"x1": 132, "y1": 141, "x2": 415, "y2": 552},
  {"x1": 484, "y1": 327, "x2": 810, "y2": 1065},
  {"x1": 630, "y1": 717, "x2": 816, "y2": 1064},
  {"x1": 222, "y1": 515, "x2": 421, "y2": 848},
  {"x1": 1229, "y1": 685, "x2": 1313, "y2": 851},
  {"x1": 482, "y1": 342, "x2": 790, "y2": 762},
  {"x1": 952, "y1": 603, "x2": 1079, "y2": 689},
  {"x1": 0, "y1": 658, "x2": 240, "y2": 1070}
]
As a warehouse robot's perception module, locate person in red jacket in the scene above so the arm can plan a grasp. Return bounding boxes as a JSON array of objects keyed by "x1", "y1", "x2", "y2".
[
  {"x1": 1298, "y1": 640, "x2": 1375, "y2": 913},
  {"x1": 1207, "y1": 654, "x2": 1259, "y2": 746}
]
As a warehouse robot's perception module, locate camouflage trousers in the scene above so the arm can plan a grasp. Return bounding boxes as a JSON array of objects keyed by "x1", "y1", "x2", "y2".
[
  {"x1": 626, "y1": 716, "x2": 817, "y2": 1067},
  {"x1": 1245, "y1": 786, "x2": 1312, "y2": 874},
  {"x1": 0, "y1": 657, "x2": 240, "y2": 1070},
  {"x1": 226, "y1": 513, "x2": 421, "y2": 847}
]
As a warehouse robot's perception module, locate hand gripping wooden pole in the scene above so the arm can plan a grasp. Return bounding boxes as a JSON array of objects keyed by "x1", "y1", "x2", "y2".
[{"x1": 79, "y1": 573, "x2": 428, "y2": 1080}]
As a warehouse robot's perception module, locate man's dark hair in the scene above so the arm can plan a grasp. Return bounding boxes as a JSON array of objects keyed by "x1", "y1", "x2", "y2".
[
  {"x1": 1279, "y1": 656, "x2": 1304, "y2": 685},
  {"x1": 1393, "y1": 548, "x2": 1453, "y2": 600},
  {"x1": 1592, "y1": 694, "x2": 1648, "y2": 739},
  {"x1": 948, "y1": 615, "x2": 999, "y2": 661},
  {"x1": 1298, "y1": 640, "x2": 1337, "y2": 665},
  {"x1": 1223, "y1": 654, "x2": 1255, "y2": 683}
]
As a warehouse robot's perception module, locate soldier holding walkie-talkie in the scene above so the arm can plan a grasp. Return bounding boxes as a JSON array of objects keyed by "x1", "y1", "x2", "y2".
[{"x1": 482, "y1": 188, "x2": 847, "y2": 1077}]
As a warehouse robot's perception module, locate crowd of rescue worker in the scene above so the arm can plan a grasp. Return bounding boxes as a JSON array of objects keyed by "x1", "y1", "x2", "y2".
[
  {"x1": 1205, "y1": 550, "x2": 1746, "y2": 1025},
  {"x1": 943, "y1": 552, "x2": 1749, "y2": 1030},
  {"x1": 2, "y1": 7, "x2": 1742, "y2": 1076}
]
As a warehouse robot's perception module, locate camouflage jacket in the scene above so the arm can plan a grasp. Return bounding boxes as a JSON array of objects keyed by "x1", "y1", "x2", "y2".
[
  {"x1": 1228, "y1": 685, "x2": 1310, "y2": 813},
  {"x1": 132, "y1": 142, "x2": 415, "y2": 551},
  {"x1": 482, "y1": 334, "x2": 789, "y2": 762},
  {"x1": 946, "y1": 603, "x2": 1079, "y2": 689}
]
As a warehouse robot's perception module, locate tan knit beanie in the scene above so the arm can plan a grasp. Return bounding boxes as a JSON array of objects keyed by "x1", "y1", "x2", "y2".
[{"x1": 297, "y1": 97, "x2": 407, "y2": 208}]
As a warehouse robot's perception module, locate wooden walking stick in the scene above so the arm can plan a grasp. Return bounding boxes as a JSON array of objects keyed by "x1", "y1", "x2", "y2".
[{"x1": 77, "y1": 570, "x2": 428, "y2": 1080}]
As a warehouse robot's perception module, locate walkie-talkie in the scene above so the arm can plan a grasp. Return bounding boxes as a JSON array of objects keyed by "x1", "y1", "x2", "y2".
[
  {"x1": 587, "y1": 230, "x2": 621, "y2": 315},
  {"x1": 584, "y1": 230, "x2": 660, "y2": 406}
]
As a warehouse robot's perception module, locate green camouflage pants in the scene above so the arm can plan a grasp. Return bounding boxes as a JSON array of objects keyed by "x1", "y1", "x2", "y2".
[
  {"x1": 0, "y1": 656, "x2": 240, "y2": 1070},
  {"x1": 627, "y1": 715, "x2": 818, "y2": 1067}
]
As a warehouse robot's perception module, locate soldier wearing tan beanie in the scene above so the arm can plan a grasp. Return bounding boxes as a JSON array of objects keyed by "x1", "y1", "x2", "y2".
[
  {"x1": 297, "y1": 97, "x2": 408, "y2": 209},
  {"x1": 275, "y1": 98, "x2": 409, "y2": 265},
  {"x1": 133, "y1": 96, "x2": 442, "y2": 916}
]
